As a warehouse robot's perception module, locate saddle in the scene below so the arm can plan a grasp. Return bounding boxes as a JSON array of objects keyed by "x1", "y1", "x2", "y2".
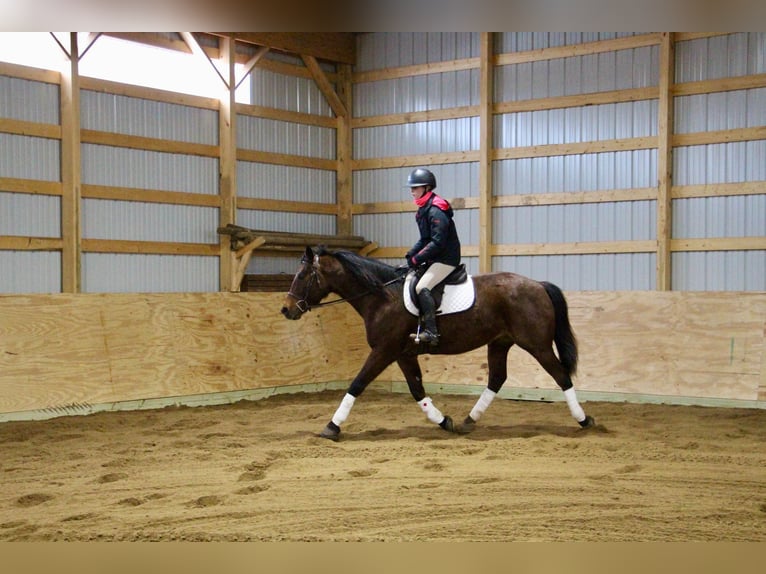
[{"x1": 403, "y1": 264, "x2": 475, "y2": 317}]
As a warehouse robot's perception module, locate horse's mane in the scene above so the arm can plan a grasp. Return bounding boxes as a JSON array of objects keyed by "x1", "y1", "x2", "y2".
[{"x1": 316, "y1": 246, "x2": 400, "y2": 294}]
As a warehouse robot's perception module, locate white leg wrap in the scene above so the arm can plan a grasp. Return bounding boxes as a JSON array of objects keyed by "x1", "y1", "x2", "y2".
[
  {"x1": 418, "y1": 397, "x2": 444, "y2": 425},
  {"x1": 331, "y1": 393, "x2": 356, "y2": 427},
  {"x1": 563, "y1": 388, "x2": 586, "y2": 423},
  {"x1": 469, "y1": 388, "x2": 497, "y2": 422}
]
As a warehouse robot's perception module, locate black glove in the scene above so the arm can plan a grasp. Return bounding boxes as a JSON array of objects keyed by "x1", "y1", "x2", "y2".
[{"x1": 407, "y1": 256, "x2": 418, "y2": 269}]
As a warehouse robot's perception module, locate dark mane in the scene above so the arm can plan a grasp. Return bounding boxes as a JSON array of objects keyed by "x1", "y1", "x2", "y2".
[{"x1": 316, "y1": 246, "x2": 400, "y2": 294}]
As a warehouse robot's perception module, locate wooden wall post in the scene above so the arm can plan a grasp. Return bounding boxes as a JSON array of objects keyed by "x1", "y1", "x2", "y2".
[
  {"x1": 478, "y1": 32, "x2": 494, "y2": 273},
  {"x1": 60, "y1": 33, "x2": 82, "y2": 293},
  {"x1": 656, "y1": 32, "x2": 675, "y2": 290},
  {"x1": 336, "y1": 63, "x2": 354, "y2": 236},
  {"x1": 218, "y1": 36, "x2": 238, "y2": 291}
]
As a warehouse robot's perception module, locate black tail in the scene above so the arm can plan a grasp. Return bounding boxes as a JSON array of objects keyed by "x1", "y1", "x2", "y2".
[{"x1": 540, "y1": 281, "x2": 578, "y2": 376}]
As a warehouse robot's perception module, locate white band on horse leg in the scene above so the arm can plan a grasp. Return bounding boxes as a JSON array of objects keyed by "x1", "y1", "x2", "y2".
[
  {"x1": 331, "y1": 393, "x2": 356, "y2": 427},
  {"x1": 418, "y1": 397, "x2": 444, "y2": 425},
  {"x1": 563, "y1": 387, "x2": 586, "y2": 423},
  {"x1": 469, "y1": 388, "x2": 497, "y2": 422}
]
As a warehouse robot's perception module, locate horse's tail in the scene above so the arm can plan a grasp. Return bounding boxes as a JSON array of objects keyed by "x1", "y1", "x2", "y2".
[{"x1": 540, "y1": 281, "x2": 578, "y2": 376}]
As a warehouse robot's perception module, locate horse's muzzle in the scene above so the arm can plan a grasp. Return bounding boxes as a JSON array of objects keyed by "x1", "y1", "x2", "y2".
[{"x1": 281, "y1": 305, "x2": 303, "y2": 320}]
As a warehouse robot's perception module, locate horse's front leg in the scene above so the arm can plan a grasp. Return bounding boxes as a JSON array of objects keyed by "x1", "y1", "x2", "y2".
[
  {"x1": 319, "y1": 348, "x2": 393, "y2": 441},
  {"x1": 396, "y1": 356, "x2": 454, "y2": 433}
]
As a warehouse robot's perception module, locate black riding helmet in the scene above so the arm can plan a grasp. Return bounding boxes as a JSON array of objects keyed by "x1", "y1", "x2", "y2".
[{"x1": 406, "y1": 168, "x2": 437, "y2": 190}]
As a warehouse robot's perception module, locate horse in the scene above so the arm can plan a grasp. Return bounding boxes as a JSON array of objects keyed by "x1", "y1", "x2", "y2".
[{"x1": 281, "y1": 246, "x2": 595, "y2": 441}]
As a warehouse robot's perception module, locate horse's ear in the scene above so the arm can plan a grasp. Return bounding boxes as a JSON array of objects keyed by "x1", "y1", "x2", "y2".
[{"x1": 304, "y1": 246, "x2": 314, "y2": 261}]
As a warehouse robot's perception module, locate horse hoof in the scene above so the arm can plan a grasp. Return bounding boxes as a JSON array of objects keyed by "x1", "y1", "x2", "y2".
[
  {"x1": 456, "y1": 415, "x2": 476, "y2": 434},
  {"x1": 439, "y1": 416, "x2": 454, "y2": 432},
  {"x1": 579, "y1": 415, "x2": 596, "y2": 429},
  {"x1": 319, "y1": 422, "x2": 340, "y2": 441}
]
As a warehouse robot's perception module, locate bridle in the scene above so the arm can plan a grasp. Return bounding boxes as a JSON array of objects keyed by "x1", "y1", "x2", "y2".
[{"x1": 287, "y1": 255, "x2": 406, "y2": 314}]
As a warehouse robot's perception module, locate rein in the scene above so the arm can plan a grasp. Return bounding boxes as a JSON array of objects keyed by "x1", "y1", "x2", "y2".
[{"x1": 289, "y1": 264, "x2": 406, "y2": 313}]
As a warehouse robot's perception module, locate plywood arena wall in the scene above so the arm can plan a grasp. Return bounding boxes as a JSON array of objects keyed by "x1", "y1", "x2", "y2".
[{"x1": 0, "y1": 290, "x2": 764, "y2": 418}]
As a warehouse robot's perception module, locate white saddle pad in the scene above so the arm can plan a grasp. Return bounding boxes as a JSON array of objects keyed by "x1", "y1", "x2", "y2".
[{"x1": 403, "y1": 273, "x2": 476, "y2": 316}]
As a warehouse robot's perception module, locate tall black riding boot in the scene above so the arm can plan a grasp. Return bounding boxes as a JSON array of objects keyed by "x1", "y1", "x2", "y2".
[{"x1": 414, "y1": 288, "x2": 439, "y2": 347}]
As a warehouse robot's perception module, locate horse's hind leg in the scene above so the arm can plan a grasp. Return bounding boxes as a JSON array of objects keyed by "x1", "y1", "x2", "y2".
[
  {"x1": 458, "y1": 340, "x2": 512, "y2": 434},
  {"x1": 396, "y1": 356, "x2": 454, "y2": 432},
  {"x1": 529, "y1": 346, "x2": 594, "y2": 428}
]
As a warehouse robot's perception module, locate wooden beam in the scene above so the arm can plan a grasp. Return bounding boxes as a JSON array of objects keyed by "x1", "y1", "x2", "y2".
[
  {"x1": 656, "y1": 32, "x2": 675, "y2": 291},
  {"x1": 236, "y1": 46, "x2": 270, "y2": 90},
  {"x1": 215, "y1": 33, "x2": 356, "y2": 65},
  {"x1": 218, "y1": 36, "x2": 237, "y2": 292},
  {"x1": 301, "y1": 55, "x2": 347, "y2": 118},
  {"x1": 336, "y1": 64, "x2": 353, "y2": 236},
  {"x1": 478, "y1": 32, "x2": 494, "y2": 274},
  {"x1": 180, "y1": 32, "x2": 228, "y2": 88},
  {"x1": 60, "y1": 33, "x2": 82, "y2": 293}
]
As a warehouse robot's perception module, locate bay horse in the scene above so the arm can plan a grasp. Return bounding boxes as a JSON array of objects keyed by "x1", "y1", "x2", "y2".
[{"x1": 281, "y1": 246, "x2": 595, "y2": 441}]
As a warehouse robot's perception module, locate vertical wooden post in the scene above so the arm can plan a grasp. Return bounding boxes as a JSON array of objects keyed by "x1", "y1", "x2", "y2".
[
  {"x1": 60, "y1": 33, "x2": 81, "y2": 293},
  {"x1": 656, "y1": 32, "x2": 675, "y2": 291},
  {"x1": 218, "y1": 36, "x2": 238, "y2": 291},
  {"x1": 336, "y1": 63, "x2": 354, "y2": 237},
  {"x1": 478, "y1": 32, "x2": 494, "y2": 273}
]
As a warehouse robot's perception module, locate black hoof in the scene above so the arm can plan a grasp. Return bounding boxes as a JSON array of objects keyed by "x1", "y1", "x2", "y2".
[
  {"x1": 319, "y1": 421, "x2": 340, "y2": 441},
  {"x1": 579, "y1": 415, "x2": 596, "y2": 429},
  {"x1": 439, "y1": 415, "x2": 454, "y2": 432},
  {"x1": 455, "y1": 415, "x2": 477, "y2": 434}
]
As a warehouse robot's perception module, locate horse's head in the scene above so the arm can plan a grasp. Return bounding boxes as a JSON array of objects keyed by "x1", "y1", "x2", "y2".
[{"x1": 281, "y1": 246, "x2": 334, "y2": 320}]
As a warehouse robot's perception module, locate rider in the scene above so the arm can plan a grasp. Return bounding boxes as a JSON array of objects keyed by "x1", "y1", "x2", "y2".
[{"x1": 404, "y1": 167, "x2": 461, "y2": 347}]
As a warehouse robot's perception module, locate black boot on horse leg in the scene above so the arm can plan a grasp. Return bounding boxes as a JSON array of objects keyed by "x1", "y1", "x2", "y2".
[{"x1": 411, "y1": 288, "x2": 440, "y2": 347}]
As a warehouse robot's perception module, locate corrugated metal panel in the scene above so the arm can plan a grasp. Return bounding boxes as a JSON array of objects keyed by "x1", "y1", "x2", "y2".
[
  {"x1": 250, "y1": 67, "x2": 332, "y2": 116},
  {"x1": 355, "y1": 33, "x2": 479, "y2": 73},
  {"x1": 495, "y1": 46, "x2": 658, "y2": 100},
  {"x1": 673, "y1": 196, "x2": 765, "y2": 239},
  {"x1": 0, "y1": 192, "x2": 60, "y2": 237},
  {"x1": 674, "y1": 141, "x2": 764, "y2": 185},
  {"x1": 672, "y1": 251, "x2": 765, "y2": 291},
  {"x1": 81, "y1": 144, "x2": 217, "y2": 194},
  {"x1": 0, "y1": 133, "x2": 60, "y2": 181},
  {"x1": 494, "y1": 150, "x2": 656, "y2": 195},
  {"x1": 82, "y1": 253, "x2": 218, "y2": 293},
  {"x1": 81, "y1": 90, "x2": 218, "y2": 145},
  {"x1": 236, "y1": 209, "x2": 335, "y2": 236},
  {"x1": 0, "y1": 74, "x2": 59, "y2": 124},
  {"x1": 237, "y1": 115, "x2": 335, "y2": 159},
  {"x1": 494, "y1": 254, "x2": 655, "y2": 291},
  {"x1": 82, "y1": 199, "x2": 218, "y2": 243},
  {"x1": 675, "y1": 88, "x2": 766, "y2": 134},
  {"x1": 354, "y1": 70, "x2": 480, "y2": 117},
  {"x1": 354, "y1": 117, "x2": 479, "y2": 160},
  {"x1": 0, "y1": 251, "x2": 61, "y2": 293},
  {"x1": 245, "y1": 256, "x2": 299, "y2": 275},
  {"x1": 675, "y1": 33, "x2": 766, "y2": 83},
  {"x1": 237, "y1": 162, "x2": 335, "y2": 203}
]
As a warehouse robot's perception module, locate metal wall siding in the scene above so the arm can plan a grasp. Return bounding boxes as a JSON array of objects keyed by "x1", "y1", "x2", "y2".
[
  {"x1": 81, "y1": 90, "x2": 218, "y2": 145},
  {"x1": 245, "y1": 256, "x2": 299, "y2": 275},
  {"x1": 0, "y1": 133, "x2": 60, "y2": 181},
  {"x1": 674, "y1": 141, "x2": 763, "y2": 186},
  {"x1": 237, "y1": 115, "x2": 336, "y2": 159},
  {"x1": 82, "y1": 253, "x2": 218, "y2": 293},
  {"x1": 81, "y1": 144, "x2": 218, "y2": 194},
  {"x1": 250, "y1": 68, "x2": 332, "y2": 116},
  {"x1": 495, "y1": 253, "x2": 655, "y2": 291},
  {"x1": 0, "y1": 74, "x2": 59, "y2": 124},
  {"x1": 0, "y1": 192, "x2": 60, "y2": 237},
  {"x1": 0, "y1": 251, "x2": 61, "y2": 293},
  {"x1": 672, "y1": 251, "x2": 766, "y2": 291},
  {"x1": 82, "y1": 199, "x2": 218, "y2": 243},
  {"x1": 236, "y1": 209, "x2": 335, "y2": 237},
  {"x1": 354, "y1": 117, "x2": 479, "y2": 159},
  {"x1": 237, "y1": 161, "x2": 335, "y2": 203},
  {"x1": 673, "y1": 196, "x2": 764, "y2": 239},
  {"x1": 676, "y1": 33, "x2": 766, "y2": 83}
]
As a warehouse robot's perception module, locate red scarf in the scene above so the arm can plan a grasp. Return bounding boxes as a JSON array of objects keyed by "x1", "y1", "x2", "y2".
[{"x1": 414, "y1": 190, "x2": 434, "y2": 207}]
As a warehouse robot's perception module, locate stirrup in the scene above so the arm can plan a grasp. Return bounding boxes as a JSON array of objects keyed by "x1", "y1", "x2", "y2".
[{"x1": 417, "y1": 330, "x2": 440, "y2": 346}]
